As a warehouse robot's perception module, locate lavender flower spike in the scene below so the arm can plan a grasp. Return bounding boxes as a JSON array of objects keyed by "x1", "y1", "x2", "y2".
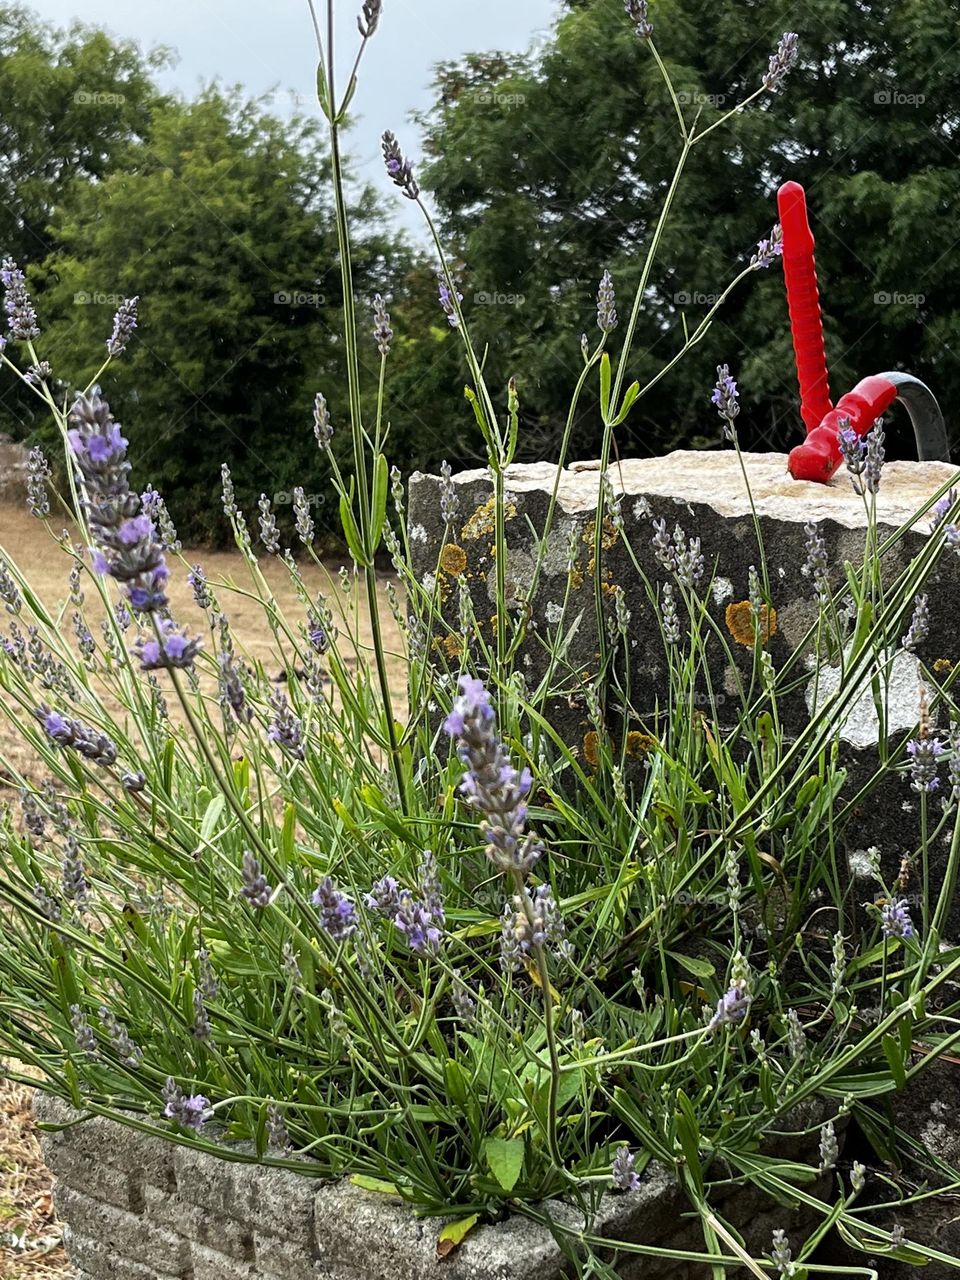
[
  {"x1": 611, "y1": 1146, "x2": 641, "y2": 1192},
  {"x1": 763, "y1": 32, "x2": 799, "y2": 92},
  {"x1": 906, "y1": 735, "x2": 944, "y2": 794},
  {"x1": 381, "y1": 130, "x2": 419, "y2": 200},
  {"x1": 240, "y1": 850, "x2": 272, "y2": 908},
  {"x1": 597, "y1": 270, "x2": 617, "y2": 333},
  {"x1": 36, "y1": 704, "x2": 117, "y2": 765},
  {"x1": 1, "y1": 255, "x2": 40, "y2": 340},
  {"x1": 162, "y1": 1078, "x2": 213, "y2": 1132},
  {"x1": 752, "y1": 224, "x2": 783, "y2": 269},
  {"x1": 623, "y1": 0, "x2": 653, "y2": 39},
  {"x1": 358, "y1": 0, "x2": 382, "y2": 38},
  {"x1": 444, "y1": 675, "x2": 543, "y2": 876},
  {"x1": 312, "y1": 876, "x2": 358, "y2": 942},
  {"x1": 437, "y1": 268, "x2": 463, "y2": 328},
  {"x1": 106, "y1": 296, "x2": 139, "y2": 358},
  {"x1": 881, "y1": 896, "x2": 915, "y2": 940},
  {"x1": 712, "y1": 363, "x2": 739, "y2": 441},
  {"x1": 372, "y1": 293, "x2": 393, "y2": 355},
  {"x1": 708, "y1": 979, "x2": 752, "y2": 1031}
]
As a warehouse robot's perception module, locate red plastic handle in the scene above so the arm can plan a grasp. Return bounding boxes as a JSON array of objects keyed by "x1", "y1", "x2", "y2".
[
  {"x1": 778, "y1": 181, "x2": 833, "y2": 434},
  {"x1": 787, "y1": 375, "x2": 898, "y2": 481}
]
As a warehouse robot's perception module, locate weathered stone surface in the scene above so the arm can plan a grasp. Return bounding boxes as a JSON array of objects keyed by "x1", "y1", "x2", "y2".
[{"x1": 409, "y1": 452, "x2": 960, "y2": 929}]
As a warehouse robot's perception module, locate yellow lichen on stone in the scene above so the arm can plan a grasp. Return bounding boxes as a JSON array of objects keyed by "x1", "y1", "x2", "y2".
[
  {"x1": 440, "y1": 543, "x2": 468, "y2": 576},
  {"x1": 583, "y1": 730, "x2": 601, "y2": 767},
  {"x1": 934, "y1": 657, "x2": 954, "y2": 674},
  {"x1": 582, "y1": 516, "x2": 619, "y2": 551},
  {"x1": 462, "y1": 495, "x2": 516, "y2": 541},
  {"x1": 725, "y1": 600, "x2": 778, "y2": 647},
  {"x1": 626, "y1": 731, "x2": 657, "y2": 758}
]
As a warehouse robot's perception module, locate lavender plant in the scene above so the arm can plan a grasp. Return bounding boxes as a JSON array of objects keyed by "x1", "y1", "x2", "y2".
[{"x1": 1, "y1": 3, "x2": 960, "y2": 1277}]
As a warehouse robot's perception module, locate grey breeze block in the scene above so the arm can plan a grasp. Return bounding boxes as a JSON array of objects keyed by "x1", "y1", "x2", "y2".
[
  {"x1": 409, "y1": 451, "x2": 960, "y2": 926},
  {"x1": 36, "y1": 1092, "x2": 828, "y2": 1280}
]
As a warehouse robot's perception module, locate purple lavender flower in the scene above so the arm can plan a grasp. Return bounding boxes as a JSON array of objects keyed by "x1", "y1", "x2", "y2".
[
  {"x1": 437, "y1": 268, "x2": 463, "y2": 328},
  {"x1": 106, "y1": 296, "x2": 138, "y2": 358},
  {"x1": 451, "y1": 969, "x2": 476, "y2": 1021},
  {"x1": 70, "y1": 1005, "x2": 98, "y2": 1058},
  {"x1": 312, "y1": 876, "x2": 358, "y2": 942},
  {"x1": 597, "y1": 270, "x2": 617, "y2": 333},
  {"x1": 98, "y1": 1006, "x2": 142, "y2": 1067},
  {"x1": 708, "y1": 980, "x2": 752, "y2": 1031},
  {"x1": 189, "y1": 565, "x2": 212, "y2": 610},
  {"x1": 267, "y1": 689, "x2": 304, "y2": 760},
  {"x1": 623, "y1": 0, "x2": 652, "y2": 39},
  {"x1": 500, "y1": 884, "x2": 567, "y2": 971},
  {"x1": 306, "y1": 610, "x2": 329, "y2": 655},
  {"x1": 1, "y1": 255, "x2": 40, "y2": 340},
  {"x1": 258, "y1": 494, "x2": 280, "y2": 554},
  {"x1": 381, "y1": 130, "x2": 419, "y2": 200},
  {"x1": 313, "y1": 393, "x2": 332, "y2": 449},
  {"x1": 907, "y1": 735, "x2": 944, "y2": 794},
  {"x1": 801, "y1": 521, "x2": 829, "y2": 600},
  {"x1": 881, "y1": 896, "x2": 914, "y2": 940},
  {"x1": 419, "y1": 848, "x2": 445, "y2": 926},
  {"x1": 162, "y1": 1078, "x2": 213, "y2": 1131},
  {"x1": 68, "y1": 389, "x2": 196, "y2": 666},
  {"x1": 439, "y1": 460, "x2": 459, "y2": 525},
  {"x1": 61, "y1": 835, "x2": 88, "y2": 909},
  {"x1": 901, "y1": 595, "x2": 929, "y2": 652},
  {"x1": 267, "y1": 1102, "x2": 291, "y2": 1153},
  {"x1": 122, "y1": 770, "x2": 146, "y2": 793},
  {"x1": 136, "y1": 619, "x2": 202, "y2": 671},
  {"x1": 931, "y1": 489, "x2": 958, "y2": 531},
  {"x1": 751, "y1": 224, "x2": 783, "y2": 269},
  {"x1": 373, "y1": 293, "x2": 393, "y2": 355},
  {"x1": 35, "y1": 703, "x2": 117, "y2": 765},
  {"x1": 26, "y1": 447, "x2": 51, "y2": 519},
  {"x1": 366, "y1": 875, "x2": 401, "y2": 916},
  {"x1": 358, "y1": 0, "x2": 382, "y2": 38},
  {"x1": 140, "y1": 485, "x2": 180, "y2": 552},
  {"x1": 838, "y1": 420, "x2": 866, "y2": 492},
  {"x1": 611, "y1": 1146, "x2": 641, "y2": 1192},
  {"x1": 240, "y1": 851, "x2": 271, "y2": 908},
  {"x1": 444, "y1": 675, "x2": 543, "y2": 876},
  {"x1": 763, "y1": 32, "x2": 799, "y2": 92},
  {"x1": 712, "y1": 363, "x2": 739, "y2": 440},
  {"x1": 864, "y1": 420, "x2": 885, "y2": 494},
  {"x1": 0, "y1": 557, "x2": 21, "y2": 615},
  {"x1": 393, "y1": 889, "x2": 443, "y2": 953}
]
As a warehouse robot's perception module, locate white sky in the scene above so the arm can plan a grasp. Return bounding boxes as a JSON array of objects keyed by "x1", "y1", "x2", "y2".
[{"x1": 30, "y1": 0, "x2": 559, "y2": 234}]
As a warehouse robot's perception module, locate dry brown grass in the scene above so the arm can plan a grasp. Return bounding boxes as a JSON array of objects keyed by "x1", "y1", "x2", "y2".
[
  {"x1": 0, "y1": 499, "x2": 406, "y2": 1278},
  {"x1": 0, "y1": 1077, "x2": 72, "y2": 1280}
]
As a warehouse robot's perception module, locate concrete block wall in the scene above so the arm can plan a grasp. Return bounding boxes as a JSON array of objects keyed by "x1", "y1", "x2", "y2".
[{"x1": 36, "y1": 1093, "x2": 825, "y2": 1280}]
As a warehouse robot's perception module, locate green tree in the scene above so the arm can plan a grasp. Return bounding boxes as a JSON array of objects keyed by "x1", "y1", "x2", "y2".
[
  {"x1": 33, "y1": 89, "x2": 405, "y2": 544},
  {"x1": 0, "y1": 5, "x2": 169, "y2": 265},
  {"x1": 416, "y1": 0, "x2": 960, "y2": 462}
]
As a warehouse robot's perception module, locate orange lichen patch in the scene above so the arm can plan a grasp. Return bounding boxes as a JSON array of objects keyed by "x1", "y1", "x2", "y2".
[
  {"x1": 626, "y1": 731, "x2": 658, "y2": 759},
  {"x1": 600, "y1": 580, "x2": 619, "y2": 597},
  {"x1": 440, "y1": 543, "x2": 468, "y2": 576},
  {"x1": 462, "y1": 495, "x2": 516, "y2": 541},
  {"x1": 725, "y1": 600, "x2": 778, "y2": 647},
  {"x1": 583, "y1": 730, "x2": 601, "y2": 767},
  {"x1": 433, "y1": 633, "x2": 465, "y2": 660},
  {"x1": 582, "y1": 517, "x2": 619, "y2": 551},
  {"x1": 934, "y1": 657, "x2": 954, "y2": 674},
  {"x1": 570, "y1": 564, "x2": 584, "y2": 590}
]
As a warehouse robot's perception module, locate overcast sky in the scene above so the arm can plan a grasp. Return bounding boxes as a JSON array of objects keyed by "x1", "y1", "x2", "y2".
[{"x1": 30, "y1": 0, "x2": 559, "y2": 234}]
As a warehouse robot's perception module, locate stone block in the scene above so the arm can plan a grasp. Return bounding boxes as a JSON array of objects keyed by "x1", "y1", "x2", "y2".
[
  {"x1": 54, "y1": 1185, "x2": 190, "y2": 1275},
  {"x1": 409, "y1": 452, "x2": 960, "y2": 930},
  {"x1": 187, "y1": 1244, "x2": 257, "y2": 1280},
  {"x1": 173, "y1": 1146, "x2": 316, "y2": 1248},
  {"x1": 62, "y1": 1227, "x2": 180, "y2": 1280},
  {"x1": 143, "y1": 1182, "x2": 254, "y2": 1262},
  {"x1": 36, "y1": 1092, "x2": 175, "y2": 1191}
]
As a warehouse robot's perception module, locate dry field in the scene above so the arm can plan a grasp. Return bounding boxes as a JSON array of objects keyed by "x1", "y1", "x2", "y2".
[{"x1": 0, "y1": 498, "x2": 405, "y2": 1280}]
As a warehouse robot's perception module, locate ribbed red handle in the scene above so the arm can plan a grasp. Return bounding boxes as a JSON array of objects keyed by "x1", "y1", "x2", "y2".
[{"x1": 778, "y1": 181, "x2": 832, "y2": 434}]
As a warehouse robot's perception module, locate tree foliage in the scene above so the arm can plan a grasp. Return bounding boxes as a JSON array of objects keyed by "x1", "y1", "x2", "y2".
[{"x1": 417, "y1": 0, "x2": 960, "y2": 461}]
